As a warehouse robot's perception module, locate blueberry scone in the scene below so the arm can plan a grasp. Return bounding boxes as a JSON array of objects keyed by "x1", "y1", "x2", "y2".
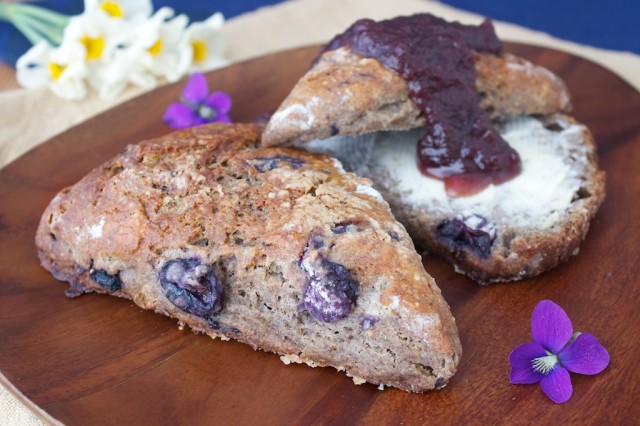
[
  {"x1": 261, "y1": 15, "x2": 571, "y2": 148},
  {"x1": 261, "y1": 14, "x2": 605, "y2": 283},
  {"x1": 35, "y1": 123, "x2": 461, "y2": 392},
  {"x1": 306, "y1": 115, "x2": 605, "y2": 283}
]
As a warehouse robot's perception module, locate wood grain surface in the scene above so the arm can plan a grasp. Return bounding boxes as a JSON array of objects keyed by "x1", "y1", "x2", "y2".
[{"x1": 1, "y1": 43, "x2": 639, "y2": 425}]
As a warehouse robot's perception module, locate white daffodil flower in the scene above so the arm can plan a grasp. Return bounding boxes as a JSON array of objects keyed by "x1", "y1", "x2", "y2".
[
  {"x1": 61, "y1": 9, "x2": 134, "y2": 99},
  {"x1": 16, "y1": 40, "x2": 88, "y2": 100},
  {"x1": 135, "y1": 7, "x2": 191, "y2": 83},
  {"x1": 83, "y1": 0, "x2": 152, "y2": 21},
  {"x1": 14, "y1": 1, "x2": 226, "y2": 100},
  {"x1": 88, "y1": 27, "x2": 158, "y2": 99},
  {"x1": 185, "y1": 12, "x2": 227, "y2": 72},
  {"x1": 62, "y1": 8, "x2": 127, "y2": 62}
]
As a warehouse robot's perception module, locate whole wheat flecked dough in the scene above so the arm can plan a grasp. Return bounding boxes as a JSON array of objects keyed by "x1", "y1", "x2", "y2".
[
  {"x1": 261, "y1": 47, "x2": 571, "y2": 147},
  {"x1": 35, "y1": 123, "x2": 461, "y2": 392}
]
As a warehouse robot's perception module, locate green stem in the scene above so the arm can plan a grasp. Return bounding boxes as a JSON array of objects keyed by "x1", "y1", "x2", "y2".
[
  {"x1": 11, "y1": 14, "x2": 45, "y2": 45},
  {"x1": 0, "y1": 3, "x2": 70, "y2": 46},
  {"x1": 21, "y1": 12, "x2": 66, "y2": 44},
  {"x1": 16, "y1": 3, "x2": 70, "y2": 28}
]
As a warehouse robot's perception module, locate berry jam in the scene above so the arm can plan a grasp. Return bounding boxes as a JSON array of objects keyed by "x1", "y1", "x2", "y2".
[{"x1": 321, "y1": 14, "x2": 521, "y2": 196}]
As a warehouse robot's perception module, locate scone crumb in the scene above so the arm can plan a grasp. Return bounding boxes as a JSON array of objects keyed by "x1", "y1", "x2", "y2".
[
  {"x1": 205, "y1": 330, "x2": 230, "y2": 341},
  {"x1": 280, "y1": 354, "x2": 318, "y2": 367},
  {"x1": 351, "y1": 376, "x2": 367, "y2": 385}
]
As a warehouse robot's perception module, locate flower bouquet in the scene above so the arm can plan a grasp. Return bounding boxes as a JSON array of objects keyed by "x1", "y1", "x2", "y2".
[{"x1": 1, "y1": 0, "x2": 227, "y2": 100}]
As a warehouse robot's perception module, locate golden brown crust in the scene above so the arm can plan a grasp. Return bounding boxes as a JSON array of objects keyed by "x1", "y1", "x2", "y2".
[
  {"x1": 35, "y1": 123, "x2": 461, "y2": 392},
  {"x1": 262, "y1": 48, "x2": 422, "y2": 147},
  {"x1": 262, "y1": 47, "x2": 571, "y2": 147},
  {"x1": 475, "y1": 52, "x2": 572, "y2": 118}
]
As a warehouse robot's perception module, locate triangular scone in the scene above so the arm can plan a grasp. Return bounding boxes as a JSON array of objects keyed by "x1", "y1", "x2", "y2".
[
  {"x1": 35, "y1": 123, "x2": 461, "y2": 392},
  {"x1": 306, "y1": 114, "x2": 605, "y2": 283},
  {"x1": 261, "y1": 47, "x2": 571, "y2": 147}
]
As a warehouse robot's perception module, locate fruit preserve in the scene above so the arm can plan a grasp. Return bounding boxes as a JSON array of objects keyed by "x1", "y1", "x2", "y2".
[{"x1": 321, "y1": 14, "x2": 521, "y2": 196}]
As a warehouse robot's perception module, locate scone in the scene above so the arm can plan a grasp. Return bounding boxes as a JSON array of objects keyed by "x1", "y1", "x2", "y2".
[
  {"x1": 261, "y1": 13, "x2": 605, "y2": 283},
  {"x1": 261, "y1": 41, "x2": 570, "y2": 148},
  {"x1": 306, "y1": 114, "x2": 605, "y2": 283},
  {"x1": 35, "y1": 123, "x2": 461, "y2": 392}
]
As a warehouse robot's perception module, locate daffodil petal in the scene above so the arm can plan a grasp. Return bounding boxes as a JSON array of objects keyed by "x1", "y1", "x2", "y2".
[
  {"x1": 539, "y1": 366, "x2": 572, "y2": 403},
  {"x1": 205, "y1": 91, "x2": 232, "y2": 114},
  {"x1": 509, "y1": 341, "x2": 547, "y2": 384},
  {"x1": 182, "y1": 73, "x2": 208, "y2": 104},
  {"x1": 163, "y1": 102, "x2": 198, "y2": 129},
  {"x1": 531, "y1": 300, "x2": 573, "y2": 353},
  {"x1": 558, "y1": 333, "x2": 610, "y2": 375},
  {"x1": 16, "y1": 41, "x2": 52, "y2": 88}
]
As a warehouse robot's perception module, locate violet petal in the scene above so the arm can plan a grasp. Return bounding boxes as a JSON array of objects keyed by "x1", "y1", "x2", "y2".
[
  {"x1": 191, "y1": 116, "x2": 208, "y2": 126},
  {"x1": 163, "y1": 103, "x2": 198, "y2": 129},
  {"x1": 558, "y1": 333, "x2": 610, "y2": 375},
  {"x1": 206, "y1": 91, "x2": 232, "y2": 114},
  {"x1": 215, "y1": 113, "x2": 232, "y2": 123},
  {"x1": 509, "y1": 342, "x2": 547, "y2": 384},
  {"x1": 531, "y1": 300, "x2": 573, "y2": 353},
  {"x1": 182, "y1": 73, "x2": 208, "y2": 104},
  {"x1": 539, "y1": 366, "x2": 573, "y2": 403}
]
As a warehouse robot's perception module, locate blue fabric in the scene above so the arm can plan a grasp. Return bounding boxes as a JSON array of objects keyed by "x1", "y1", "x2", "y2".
[
  {"x1": 2, "y1": 0, "x2": 638, "y2": 65},
  {"x1": 0, "y1": 0, "x2": 286, "y2": 65},
  {"x1": 441, "y1": 0, "x2": 639, "y2": 55}
]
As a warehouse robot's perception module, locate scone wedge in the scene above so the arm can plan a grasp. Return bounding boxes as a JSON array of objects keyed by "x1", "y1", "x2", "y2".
[
  {"x1": 306, "y1": 114, "x2": 605, "y2": 283},
  {"x1": 261, "y1": 46, "x2": 571, "y2": 147},
  {"x1": 35, "y1": 123, "x2": 461, "y2": 392},
  {"x1": 261, "y1": 14, "x2": 605, "y2": 283}
]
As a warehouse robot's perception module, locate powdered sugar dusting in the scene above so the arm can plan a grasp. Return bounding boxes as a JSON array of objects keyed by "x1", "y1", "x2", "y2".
[
  {"x1": 355, "y1": 183, "x2": 384, "y2": 202},
  {"x1": 271, "y1": 97, "x2": 321, "y2": 129},
  {"x1": 88, "y1": 217, "x2": 105, "y2": 239}
]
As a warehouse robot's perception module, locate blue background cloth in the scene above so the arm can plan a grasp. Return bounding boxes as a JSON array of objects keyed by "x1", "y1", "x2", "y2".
[
  {"x1": 441, "y1": 0, "x2": 639, "y2": 55},
  {"x1": 1, "y1": 0, "x2": 638, "y2": 65},
  {"x1": 0, "y1": 0, "x2": 284, "y2": 65}
]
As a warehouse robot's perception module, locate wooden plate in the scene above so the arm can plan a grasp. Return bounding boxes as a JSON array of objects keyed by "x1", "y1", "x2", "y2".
[{"x1": 1, "y1": 43, "x2": 639, "y2": 424}]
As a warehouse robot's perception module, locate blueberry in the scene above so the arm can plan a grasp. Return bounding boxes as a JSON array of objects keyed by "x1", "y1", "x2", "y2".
[
  {"x1": 300, "y1": 254, "x2": 359, "y2": 322},
  {"x1": 90, "y1": 269, "x2": 121, "y2": 292},
  {"x1": 250, "y1": 155, "x2": 305, "y2": 172},
  {"x1": 437, "y1": 214, "x2": 496, "y2": 258},
  {"x1": 360, "y1": 315, "x2": 380, "y2": 330},
  {"x1": 207, "y1": 319, "x2": 240, "y2": 335},
  {"x1": 331, "y1": 220, "x2": 359, "y2": 234},
  {"x1": 387, "y1": 230, "x2": 400, "y2": 241},
  {"x1": 158, "y1": 258, "x2": 223, "y2": 317}
]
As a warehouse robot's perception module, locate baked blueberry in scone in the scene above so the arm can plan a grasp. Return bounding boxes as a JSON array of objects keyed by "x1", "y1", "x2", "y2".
[
  {"x1": 261, "y1": 14, "x2": 605, "y2": 283},
  {"x1": 35, "y1": 123, "x2": 461, "y2": 392}
]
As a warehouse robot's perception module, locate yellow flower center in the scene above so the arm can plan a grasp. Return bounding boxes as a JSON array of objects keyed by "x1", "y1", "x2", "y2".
[
  {"x1": 192, "y1": 40, "x2": 207, "y2": 62},
  {"x1": 100, "y1": 1, "x2": 124, "y2": 18},
  {"x1": 48, "y1": 62, "x2": 66, "y2": 80},
  {"x1": 80, "y1": 35, "x2": 105, "y2": 60},
  {"x1": 148, "y1": 38, "x2": 163, "y2": 56}
]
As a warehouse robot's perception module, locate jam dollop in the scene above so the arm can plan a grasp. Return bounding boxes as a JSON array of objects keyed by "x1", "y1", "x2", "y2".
[{"x1": 321, "y1": 14, "x2": 521, "y2": 196}]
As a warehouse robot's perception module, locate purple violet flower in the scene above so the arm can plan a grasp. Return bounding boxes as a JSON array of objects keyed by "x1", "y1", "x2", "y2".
[
  {"x1": 163, "y1": 73, "x2": 232, "y2": 129},
  {"x1": 509, "y1": 300, "x2": 610, "y2": 404}
]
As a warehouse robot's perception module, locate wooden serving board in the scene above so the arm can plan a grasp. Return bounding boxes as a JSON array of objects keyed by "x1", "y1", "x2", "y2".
[{"x1": 1, "y1": 43, "x2": 639, "y2": 424}]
